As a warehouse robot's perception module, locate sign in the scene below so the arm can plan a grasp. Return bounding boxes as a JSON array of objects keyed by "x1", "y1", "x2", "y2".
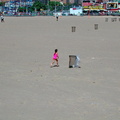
[
  {"x1": 106, "y1": 2, "x2": 118, "y2": 9},
  {"x1": 83, "y1": 5, "x2": 104, "y2": 10}
]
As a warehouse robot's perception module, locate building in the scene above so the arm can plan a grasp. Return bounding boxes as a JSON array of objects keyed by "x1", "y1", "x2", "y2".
[
  {"x1": 50, "y1": 0, "x2": 77, "y2": 4},
  {"x1": 0, "y1": 0, "x2": 9, "y2": 2}
]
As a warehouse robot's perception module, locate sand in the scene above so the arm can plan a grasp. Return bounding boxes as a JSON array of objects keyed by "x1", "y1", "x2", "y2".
[{"x1": 0, "y1": 16, "x2": 120, "y2": 120}]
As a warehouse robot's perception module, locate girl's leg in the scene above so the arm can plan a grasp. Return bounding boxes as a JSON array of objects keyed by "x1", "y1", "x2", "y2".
[
  {"x1": 56, "y1": 59, "x2": 59, "y2": 66},
  {"x1": 51, "y1": 59, "x2": 55, "y2": 66}
]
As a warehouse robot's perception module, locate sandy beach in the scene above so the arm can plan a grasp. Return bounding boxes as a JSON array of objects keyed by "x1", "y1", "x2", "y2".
[{"x1": 0, "y1": 16, "x2": 120, "y2": 120}]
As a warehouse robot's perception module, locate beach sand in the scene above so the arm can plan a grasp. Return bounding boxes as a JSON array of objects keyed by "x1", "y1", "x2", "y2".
[{"x1": 0, "y1": 16, "x2": 120, "y2": 120}]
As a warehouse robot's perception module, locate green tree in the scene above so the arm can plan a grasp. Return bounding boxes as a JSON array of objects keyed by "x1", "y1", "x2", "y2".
[
  {"x1": 18, "y1": 6, "x2": 34, "y2": 12},
  {"x1": 0, "y1": 2, "x2": 5, "y2": 13},
  {"x1": 33, "y1": 1, "x2": 47, "y2": 11},
  {"x1": 0, "y1": 2, "x2": 5, "y2": 6},
  {"x1": 49, "y1": 1, "x2": 63, "y2": 11},
  {"x1": 63, "y1": 3, "x2": 73, "y2": 10},
  {"x1": 18, "y1": 7, "x2": 26, "y2": 12}
]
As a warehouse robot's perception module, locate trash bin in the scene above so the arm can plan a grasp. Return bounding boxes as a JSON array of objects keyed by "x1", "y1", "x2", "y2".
[
  {"x1": 105, "y1": 18, "x2": 108, "y2": 22},
  {"x1": 94, "y1": 24, "x2": 98, "y2": 30},
  {"x1": 69, "y1": 55, "x2": 80, "y2": 68},
  {"x1": 72, "y1": 26, "x2": 76, "y2": 32},
  {"x1": 111, "y1": 18, "x2": 114, "y2": 22}
]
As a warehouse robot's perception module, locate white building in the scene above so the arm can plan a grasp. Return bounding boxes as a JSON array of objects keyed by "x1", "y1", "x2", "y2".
[{"x1": 70, "y1": 6, "x2": 83, "y2": 15}]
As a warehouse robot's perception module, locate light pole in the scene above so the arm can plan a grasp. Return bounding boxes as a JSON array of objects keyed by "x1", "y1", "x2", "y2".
[
  {"x1": 55, "y1": 1, "x2": 56, "y2": 13},
  {"x1": 47, "y1": 0, "x2": 50, "y2": 15}
]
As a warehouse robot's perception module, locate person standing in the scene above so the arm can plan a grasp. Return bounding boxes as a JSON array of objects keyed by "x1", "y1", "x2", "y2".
[
  {"x1": 1, "y1": 15, "x2": 4, "y2": 22},
  {"x1": 56, "y1": 14, "x2": 59, "y2": 21}
]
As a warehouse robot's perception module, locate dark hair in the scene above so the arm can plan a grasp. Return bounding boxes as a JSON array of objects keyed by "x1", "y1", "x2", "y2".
[{"x1": 55, "y1": 49, "x2": 58, "y2": 53}]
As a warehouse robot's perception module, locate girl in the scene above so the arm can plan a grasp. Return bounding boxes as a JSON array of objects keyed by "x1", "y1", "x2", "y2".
[{"x1": 50, "y1": 49, "x2": 59, "y2": 67}]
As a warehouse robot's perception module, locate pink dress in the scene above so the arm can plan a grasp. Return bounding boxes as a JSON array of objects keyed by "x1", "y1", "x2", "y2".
[{"x1": 53, "y1": 53, "x2": 58, "y2": 60}]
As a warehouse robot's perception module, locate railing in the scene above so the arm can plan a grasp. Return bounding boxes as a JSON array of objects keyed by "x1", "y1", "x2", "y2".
[{"x1": 3, "y1": 11, "x2": 120, "y2": 17}]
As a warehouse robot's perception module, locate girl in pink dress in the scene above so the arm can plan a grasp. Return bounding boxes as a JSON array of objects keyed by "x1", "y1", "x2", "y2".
[{"x1": 50, "y1": 49, "x2": 59, "y2": 67}]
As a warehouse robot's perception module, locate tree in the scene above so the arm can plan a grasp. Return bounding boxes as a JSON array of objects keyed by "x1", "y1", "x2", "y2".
[
  {"x1": 0, "y1": 2, "x2": 5, "y2": 6},
  {"x1": 0, "y1": 2, "x2": 5, "y2": 13},
  {"x1": 49, "y1": 1, "x2": 63, "y2": 11},
  {"x1": 63, "y1": 3, "x2": 73, "y2": 10},
  {"x1": 33, "y1": 1, "x2": 47, "y2": 11},
  {"x1": 18, "y1": 7, "x2": 26, "y2": 12}
]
